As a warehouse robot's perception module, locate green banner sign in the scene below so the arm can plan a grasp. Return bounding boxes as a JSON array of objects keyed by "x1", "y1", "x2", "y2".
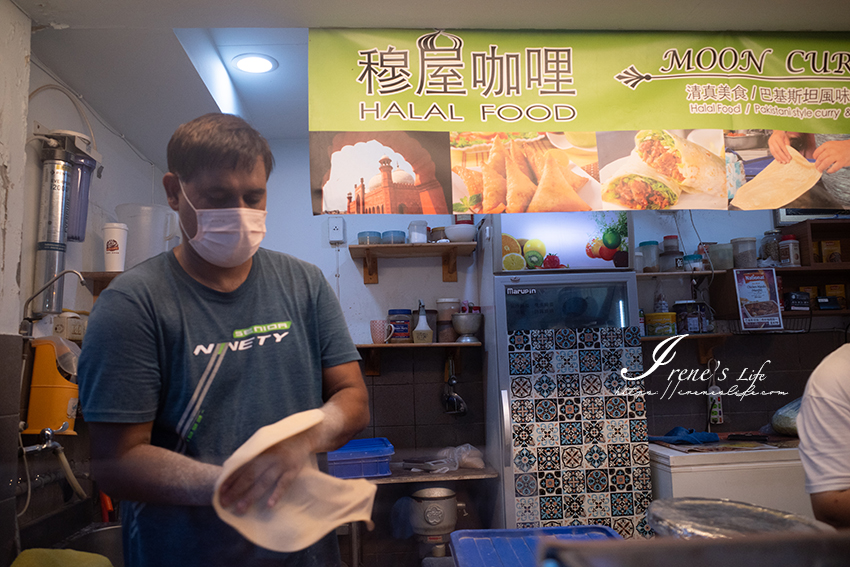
[{"x1": 309, "y1": 30, "x2": 850, "y2": 214}]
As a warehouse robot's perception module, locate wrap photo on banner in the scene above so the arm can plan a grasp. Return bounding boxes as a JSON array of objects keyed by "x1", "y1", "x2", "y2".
[{"x1": 308, "y1": 29, "x2": 850, "y2": 214}]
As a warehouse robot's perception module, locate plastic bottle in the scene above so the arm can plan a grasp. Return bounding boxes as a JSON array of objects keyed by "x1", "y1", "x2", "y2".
[
  {"x1": 412, "y1": 300, "x2": 434, "y2": 343},
  {"x1": 653, "y1": 279, "x2": 669, "y2": 313},
  {"x1": 638, "y1": 309, "x2": 646, "y2": 336}
]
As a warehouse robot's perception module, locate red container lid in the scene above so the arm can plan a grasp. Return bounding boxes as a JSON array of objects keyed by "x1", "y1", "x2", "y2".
[
  {"x1": 781, "y1": 234, "x2": 797, "y2": 241},
  {"x1": 663, "y1": 235, "x2": 678, "y2": 240}
]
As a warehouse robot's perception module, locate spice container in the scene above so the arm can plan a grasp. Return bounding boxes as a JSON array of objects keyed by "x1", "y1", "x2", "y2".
[
  {"x1": 634, "y1": 251, "x2": 644, "y2": 273},
  {"x1": 731, "y1": 237, "x2": 757, "y2": 268},
  {"x1": 408, "y1": 220, "x2": 428, "y2": 243},
  {"x1": 382, "y1": 230, "x2": 406, "y2": 244},
  {"x1": 673, "y1": 300, "x2": 709, "y2": 334},
  {"x1": 436, "y1": 298, "x2": 461, "y2": 343},
  {"x1": 429, "y1": 227, "x2": 447, "y2": 242},
  {"x1": 683, "y1": 254, "x2": 703, "y2": 272},
  {"x1": 662, "y1": 235, "x2": 680, "y2": 252},
  {"x1": 698, "y1": 242, "x2": 716, "y2": 270},
  {"x1": 638, "y1": 241, "x2": 659, "y2": 273},
  {"x1": 659, "y1": 250, "x2": 684, "y2": 272},
  {"x1": 646, "y1": 312, "x2": 676, "y2": 336},
  {"x1": 387, "y1": 309, "x2": 412, "y2": 343},
  {"x1": 759, "y1": 230, "x2": 782, "y2": 265},
  {"x1": 779, "y1": 234, "x2": 801, "y2": 267},
  {"x1": 358, "y1": 231, "x2": 382, "y2": 244},
  {"x1": 709, "y1": 243, "x2": 734, "y2": 270}
]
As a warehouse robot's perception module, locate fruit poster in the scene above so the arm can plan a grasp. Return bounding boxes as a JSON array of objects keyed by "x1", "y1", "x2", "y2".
[
  {"x1": 309, "y1": 30, "x2": 850, "y2": 214},
  {"x1": 499, "y1": 211, "x2": 629, "y2": 271},
  {"x1": 734, "y1": 268, "x2": 784, "y2": 331}
]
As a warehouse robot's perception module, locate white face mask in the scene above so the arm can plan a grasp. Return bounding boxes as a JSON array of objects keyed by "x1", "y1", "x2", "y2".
[{"x1": 179, "y1": 179, "x2": 267, "y2": 268}]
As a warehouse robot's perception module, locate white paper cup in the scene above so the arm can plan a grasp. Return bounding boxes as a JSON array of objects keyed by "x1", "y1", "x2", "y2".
[{"x1": 104, "y1": 222, "x2": 129, "y2": 271}]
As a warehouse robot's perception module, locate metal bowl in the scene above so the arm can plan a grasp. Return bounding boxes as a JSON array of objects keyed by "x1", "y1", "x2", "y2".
[{"x1": 452, "y1": 312, "x2": 482, "y2": 342}]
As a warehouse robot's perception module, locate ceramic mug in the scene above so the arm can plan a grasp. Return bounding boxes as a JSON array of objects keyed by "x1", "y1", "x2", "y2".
[{"x1": 370, "y1": 320, "x2": 394, "y2": 344}]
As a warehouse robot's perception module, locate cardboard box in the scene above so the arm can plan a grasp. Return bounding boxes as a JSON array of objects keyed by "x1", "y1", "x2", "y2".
[
  {"x1": 799, "y1": 285, "x2": 819, "y2": 308},
  {"x1": 821, "y1": 240, "x2": 842, "y2": 263},
  {"x1": 825, "y1": 284, "x2": 846, "y2": 309},
  {"x1": 812, "y1": 240, "x2": 821, "y2": 263}
]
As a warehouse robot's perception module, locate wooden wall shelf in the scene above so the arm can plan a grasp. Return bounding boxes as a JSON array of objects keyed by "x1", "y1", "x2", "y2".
[
  {"x1": 81, "y1": 272, "x2": 121, "y2": 302},
  {"x1": 356, "y1": 341, "x2": 481, "y2": 375},
  {"x1": 348, "y1": 242, "x2": 476, "y2": 284}
]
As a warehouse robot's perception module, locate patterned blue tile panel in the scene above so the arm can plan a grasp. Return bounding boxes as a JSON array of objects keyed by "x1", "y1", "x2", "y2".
[{"x1": 506, "y1": 325, "x2": 651, "y2": 539}]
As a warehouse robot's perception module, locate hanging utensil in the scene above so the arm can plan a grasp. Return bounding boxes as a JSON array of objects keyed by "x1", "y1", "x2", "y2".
[{"x1": 442, "y1": 356, "x2": 468, "y2": 416}]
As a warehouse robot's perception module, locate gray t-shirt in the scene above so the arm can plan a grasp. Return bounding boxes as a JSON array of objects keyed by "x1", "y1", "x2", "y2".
[
  {"x1": 78, "y1": 248, "x2": 360, "y2": 567},
  {"x1": 814, "y1": 133, "x2": 850, "y2": 207}
]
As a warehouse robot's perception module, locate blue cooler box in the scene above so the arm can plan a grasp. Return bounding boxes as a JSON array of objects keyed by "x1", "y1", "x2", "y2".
[
  {"x1": 327, "y1": 437, "x2": 394, "y2": 479},
  {"x1": 450, "y1": 526, "x2": 621, "y2": 567}
]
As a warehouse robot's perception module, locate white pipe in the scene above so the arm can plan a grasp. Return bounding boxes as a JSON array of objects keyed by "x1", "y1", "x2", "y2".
[{"x1": 56, "y1": 446, "x2": 87, "y2": 500}]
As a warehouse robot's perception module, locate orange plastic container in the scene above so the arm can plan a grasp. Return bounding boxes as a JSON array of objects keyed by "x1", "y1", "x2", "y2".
[{"x1": 23, "y1": 338, "x2": 79, "y2": 435}]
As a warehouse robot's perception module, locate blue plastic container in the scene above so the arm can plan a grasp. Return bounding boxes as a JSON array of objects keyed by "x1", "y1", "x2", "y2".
[
  {"x1": 381, "y1": 230, "x2": 406, "y2": 244},
  {"x1": 327, "y1": 437, "x2": 394, "y2": 479},
  {"x1": 357, "y1": 231, "x2": 381, "y2": 245},
  {"x1": 450, "y1": 526, "x2": 621, "y2": 567}
]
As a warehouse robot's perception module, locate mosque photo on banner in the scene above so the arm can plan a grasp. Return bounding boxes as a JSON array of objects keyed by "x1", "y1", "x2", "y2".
[{"x1": 309, "y1": 131, "x2": 452, "y2": 215}]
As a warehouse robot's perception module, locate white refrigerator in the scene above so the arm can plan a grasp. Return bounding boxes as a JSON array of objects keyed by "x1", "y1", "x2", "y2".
[{"x1": 477, "y1": 215, "x2": 650, "y2": 538}]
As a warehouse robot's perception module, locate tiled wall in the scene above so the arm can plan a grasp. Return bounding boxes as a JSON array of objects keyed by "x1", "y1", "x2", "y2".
[
  {"x1": 642, "y1": 330, "x2": 847, "y2": 435},
  {"x1": 354, "y1": 346, "x2": 487, "y2": 567},
  {"x1": 0, "y1": 335, "x2": 24, "y2": 567},
  {"x1": 1, "y1": 335, "x2": 95, "y2": 567},
  {"x1": 506, "y1": 326, "x2": 652, "y2": 539},
  {"x1": 355, "y1": 346, "x2": 486, "y2": 450}
]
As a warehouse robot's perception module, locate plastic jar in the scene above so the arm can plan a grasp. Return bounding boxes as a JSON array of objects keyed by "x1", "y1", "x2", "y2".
[
  {"x1": 731, "y1": 237, "x2": 758, "y2": 268},
  {"x1": 659, "y1": 250, "x2": 684, "y2": 272},
  {"x1": 698, "y1": 242, "x2": 717, "y2": 270},
  {"x1": 387, "y1": 309, "x2": 412, "y2": 343},
  {"x1": 633, "y1": 251, "x2": 644, "y2": 273},
  {"x1": 759, "y1": 230, "x2": 782, "y2": 264},
  {"x1": 638, "y1": 241, "x2": 660, "y2": 273},
  {"x1": 436, "y1": 298, "x2": 461, "y2": 321},
  {"x1": 408, "y1": 220, "x2": 428, "y2": 243},
  {"x1": 779, "y1": 235, "x2": 801, "y2": 267},
  {"x1": 709, "y1": 243, "x2": 734, "y2": 270},
  {"x1": 429, "y1": 227, "x2": 447, "y2": 242},
  {"x1": 662, "y1": 235, "x2": 680, "y2": 252},
  {"x1": 683, "y1": 254, "x2": 703, "y2": 272}
]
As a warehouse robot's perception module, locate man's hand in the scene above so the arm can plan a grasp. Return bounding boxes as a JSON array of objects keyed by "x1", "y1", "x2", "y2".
[
  {"x1": 217, "y1": 430, "x2": 313, "y2": 514},
  {"x1": 217, "y1": 360, "x2": 368, "y2": 515},
  {"x1": 813, "y1": 139, "x2": 850, "y2": 174},
  {"x1": 768, "y1": 130, "x2": 796, "y2": 164}
]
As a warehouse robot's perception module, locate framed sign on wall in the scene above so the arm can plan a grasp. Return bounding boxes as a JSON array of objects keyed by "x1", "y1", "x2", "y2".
[{"x1": 773, "y1": 208, "x2": 850, "y2": 226}]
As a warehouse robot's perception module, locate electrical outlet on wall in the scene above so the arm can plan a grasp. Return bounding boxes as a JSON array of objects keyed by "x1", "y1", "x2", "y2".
[
  {"x1": 53, "y1": 314, "x2": 87, "y2": 342},
  {"x1": 328, "y1": 216, "x2": 345, "y2": 244}
]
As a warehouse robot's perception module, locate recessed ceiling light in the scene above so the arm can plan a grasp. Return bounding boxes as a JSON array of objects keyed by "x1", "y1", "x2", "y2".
[{"x1": 232, "y1": 54, "x2": 279, "y2": 74}]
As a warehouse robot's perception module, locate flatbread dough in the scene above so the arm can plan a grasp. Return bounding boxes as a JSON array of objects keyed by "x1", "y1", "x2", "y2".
[
  {"x1": 731, "y1": 146, "x2": 823, "y2": 210},
  {"x1": 212, "y1": 409, "x2": 376, "y2": 553}
]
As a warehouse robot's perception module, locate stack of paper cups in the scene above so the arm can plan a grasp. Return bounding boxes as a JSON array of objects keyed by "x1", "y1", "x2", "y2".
[{"x1": 104, "y1": 222, "x2": 129, "y2": 271}]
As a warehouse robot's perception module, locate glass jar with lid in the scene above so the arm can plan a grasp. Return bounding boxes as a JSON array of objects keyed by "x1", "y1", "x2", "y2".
[{"x1": 759, "y1": 229, "x2": 782, "y2": 266}]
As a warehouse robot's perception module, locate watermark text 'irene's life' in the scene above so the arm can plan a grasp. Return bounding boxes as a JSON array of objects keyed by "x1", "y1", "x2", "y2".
[{"x1": 618, "y1": 334, "x2": 788, "y2": 401}]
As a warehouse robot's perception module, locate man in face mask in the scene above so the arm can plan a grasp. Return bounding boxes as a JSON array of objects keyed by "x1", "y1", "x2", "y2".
[{"x1": 78, "y1": 114, "x2": 369, "y2": 566}]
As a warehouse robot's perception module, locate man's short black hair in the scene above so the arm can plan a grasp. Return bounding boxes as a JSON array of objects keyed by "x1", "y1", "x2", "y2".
[{"x1": 167, "y1": 113, "x2": 274, "y2": 182}]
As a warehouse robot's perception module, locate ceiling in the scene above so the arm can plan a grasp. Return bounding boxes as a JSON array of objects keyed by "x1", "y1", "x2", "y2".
[{"x1": 13, "y1": 0, "x2": 850, "y2": 172}]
